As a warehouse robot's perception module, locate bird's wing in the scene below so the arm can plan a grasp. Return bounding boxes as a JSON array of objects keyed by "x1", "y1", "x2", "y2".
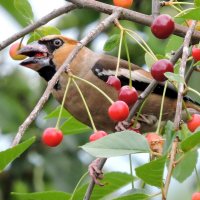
[{"x1": 91, "y1": 54, "x2": 178, "y2": 99}]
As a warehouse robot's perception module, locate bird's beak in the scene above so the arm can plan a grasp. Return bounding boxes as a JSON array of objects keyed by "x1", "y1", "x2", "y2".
[{"x1": 18, "y1": 41, "x2": 50, "y2": 71}]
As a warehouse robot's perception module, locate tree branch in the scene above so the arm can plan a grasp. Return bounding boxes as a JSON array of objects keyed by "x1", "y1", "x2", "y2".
[
  {"x1": 163, "y1": 137, "x2": 179, "y2": 200},
  {"x1": 11, "y1": 10, "x2": 122, "y2": 147},
  {"x1": 68, "y1": 0, "x2": 200, "y2": 43},
  {"x1": 0, "y1": 3, "x2": 77, "y2": 51},
  {"x1": 174, "y1": 20, "x2": 197, "y2": 130}
]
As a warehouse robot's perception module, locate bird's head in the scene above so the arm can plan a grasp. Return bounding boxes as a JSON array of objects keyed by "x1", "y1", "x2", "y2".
[{"x1": 18, "y1": 35, "x2": 78, "y2": 81}]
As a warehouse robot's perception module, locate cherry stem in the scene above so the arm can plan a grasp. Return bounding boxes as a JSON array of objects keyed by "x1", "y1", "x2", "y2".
[
  {"x1": 187, "y1": 86, "x2": 200, "y2": 98},
  {"x1": 71, "y1": 74, "x2": 114, "y2": 104},
  {"x1": 115, "y1": 28, "x2": 124, "y2": 77},
  {"x1": 156, "y1": 81, "x2": 168, "y2": 134},
  {"x1": 129, "y1": 154, "x2": 134, "y2": 189},
  {"x1": 175, "y1": 8, "x2": 194, "y2": 18},
  {"x1": 70, "y1": 171, "x2": 89, "y2": 200},
  {"x1": 182, "y1": 101, "x2": 191, "y2": 120},
  {"x1": 72, "y1": 78, "x2": 97, "y2": 132},
  {"x1": 132, "y1": 97, "x2": 148, "y2": 128},
  {"x1": 123, "y1": 34, "x2": 132, "y2": 87},
  {"x1": 55, "y1": 77, "x2": 72, "y2": 129},
  {"x1": 125, "y1": 29, "x2": 157, "y2": 62}
]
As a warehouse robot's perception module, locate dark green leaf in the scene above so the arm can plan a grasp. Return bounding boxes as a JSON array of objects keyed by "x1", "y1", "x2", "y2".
[
  {"x1": 178, "y1": 7, "x2": 200, "y2": 20},
  {"x1": 45, "y1": 106, "x2": 70, "y2": 119},
  {"x1": 72, "y1": 172, "x2": 135, "y2": 200},
  {"x1": 173, "y1": 151, "x2": 198, "y2": 182},
  {"x1": 164, "y1": 72, "x2": 185, "y2": 83},
  {"x1": 103, "y1": 34, "x2": 120, "y2": 51},
  {"x1": 135, "y1": 156, "x2": 167, "y2": 187},
  {"x1": 81, "y1": 131, "x2": 150, "y2": 158},
  {"x1": 0, "y1": 137, "x2": 35, "y2": 172},
  {"x1": 194, "y1": 0, "x2": 200, "y2": 8},
  {"x1": 27, "y1": 26, "x2": 61, "y2": 44},
  {"x1": 181, "y1": 130, "x2": 200, "y2": 152},
  {"x1": 11, "y1": 191, "x2": 70, "y2": 200},
  {"x1": 14, "y1": 0, "x2": 34, "y2": 23}
]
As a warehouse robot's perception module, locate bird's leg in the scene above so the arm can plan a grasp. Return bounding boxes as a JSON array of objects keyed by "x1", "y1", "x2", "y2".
[
  {"x1": 115, "y1": 120, "x2": 135, "y2": 131},
  {"x1": 88, "y1": 158, "x2": 105, "y2": 186}
]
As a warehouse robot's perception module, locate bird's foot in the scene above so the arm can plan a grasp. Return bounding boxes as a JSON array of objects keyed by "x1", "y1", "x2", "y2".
[
  {"x1": 88, "y1": 158, "x2": 104, "y2": 186},
  {"x1": 115, "y1": 120, "x2": 133, "y2": 131},
  {"x1": 137, "y1": 114, "x2": 157, "y2": 125}
]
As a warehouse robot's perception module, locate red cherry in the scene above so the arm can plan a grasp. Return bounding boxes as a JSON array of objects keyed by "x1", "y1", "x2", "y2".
[
  {"x1": 118, "y1": 85, "x2": 138, "y2": 106},
  {"x1": 151, "y1": 59, "x2": 174, "y2": 82},
  {"x1": 113, "y1": 0, "x2": 133, "y2": 8},
  {"x1": 108, "y1": 100, "x2": 129, "y2": 122},
  {"x1": 187, "y1": 114, "x2": 200, "y2": 132},
  {"x1": 151, "y1": 14, "x2": 175, "y2": 39},
  {"x1": 42, "y1": 127, "x2": 63, "y2": 147},
  {"x1": 89, "y1": 130, "x2": 108, "y2": 142},
  {"x1": 192, "y1": 47, "x2": 200, "y2": 62},
  {"x1": 106, "y1": 76, "x2": 121, "y2": 90},
  {"x1": 192, "y1": 192, "x2": 200, "y2": 200},
  {"x1": 9, "y1": 42, "x2": 27, "y2": 60}
]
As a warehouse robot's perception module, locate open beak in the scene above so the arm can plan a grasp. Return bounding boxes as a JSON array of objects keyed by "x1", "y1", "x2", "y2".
[{"x1": 18, "y1": 41, "x2": 50, "y2": 71}]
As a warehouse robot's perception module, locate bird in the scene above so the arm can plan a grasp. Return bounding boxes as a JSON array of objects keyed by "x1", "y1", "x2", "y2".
[{"x1": 17, "y1": 35, "x2": 200, "y2": 133}]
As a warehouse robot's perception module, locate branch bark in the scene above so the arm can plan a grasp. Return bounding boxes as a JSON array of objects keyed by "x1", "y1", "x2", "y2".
[
  {"x1": 174, "y1": 20, "x2": 197, "y2": 130},
  {"x1": 68, "y1": 0, "x2": 200, "y2": 43},
  {"x1": 11, "y1": 10, "x2": 122, "y2": 147},
  {"x1": 0, "y1": 3, "x2": 77, "y2": 50}
]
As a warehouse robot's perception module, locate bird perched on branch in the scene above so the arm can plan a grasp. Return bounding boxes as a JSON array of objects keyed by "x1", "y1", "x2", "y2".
[{"x1": 18, "y1": 35, "x2": 200, "y2": 133}]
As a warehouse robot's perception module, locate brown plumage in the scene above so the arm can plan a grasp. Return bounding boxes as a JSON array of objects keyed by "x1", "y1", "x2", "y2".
[{"x1": 18, "y1": 35, "x2": 200, "y2": 132}]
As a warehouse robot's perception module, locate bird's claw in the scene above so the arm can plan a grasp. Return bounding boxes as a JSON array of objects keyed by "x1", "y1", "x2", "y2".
[
  {"x1": 115, "y1": 121, "x2": 132, "y2": 131},
  {"x1": 88, "y1": 158, "x2": 104, "y2": 186}
]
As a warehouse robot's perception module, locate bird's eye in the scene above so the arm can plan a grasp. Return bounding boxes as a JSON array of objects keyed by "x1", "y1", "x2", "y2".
[{"x1": 53, "y1": 39, "x2": 63, "y2": 47}]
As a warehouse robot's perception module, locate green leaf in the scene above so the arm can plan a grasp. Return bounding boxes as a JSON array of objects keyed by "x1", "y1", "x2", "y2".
[
  {"x1": 113, "y1": 193, "x2": 149, "y2": 200},
  {"x1": 72, "y1": 172, "x2": 134, "y2": 200},
  {"x1": 162, "y1": 121, "x2": 176, "y2": 154},
  {"x1": 180, "y1": 130, "x2": 200, "y2": 152},
  {"x1": 27, "y1": 26, "x2": 61, "y2": 44},
  {"x1": 144, "y1": 52, "x2": 155, "y2": 69},
  {"x1": 81, "y1": 131, "x2": 150, "y2": 158},
  {"x1": 173, "y1": 151, "x2": 198, "y2": 182},
  {"x1": 194, "y1": 0, "x2": 200, "y2": 8},
  {"x1": 103, "y1": 34, "x2": 120, "y2": 52},
  {"x1": 11, "y1": 191, "x2": 70, "y2": 200},
  {"x1": 45, "y1": 106, "x2": 91, "y2": 135},
  {"x1": 164, "y1": 72, "x2": 185, "y2": 84},
  {"x1": 178, "y1": 7, "x2": 200, "y2": 20},
  {"x1": 14, "y1": 0, "x2": 34, "y2": 23},
  {"x1": 165, "y1": 35, "x2": 184, "y2": 53},
  {"x1": 61, "y1": 117, "x2": 91, "y2": 135},
  {"x1": 0, "y1": 137, "x2": 35, "y2": 172},
  {"x1": 135, "y1": 156, "x2": 167, "y2": 187}
]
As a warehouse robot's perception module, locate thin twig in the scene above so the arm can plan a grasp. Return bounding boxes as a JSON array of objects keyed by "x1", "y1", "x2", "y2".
[
  {"x1": 68, "y1": 0, "x2": 200, "y2": 43},
  {"x1": 152, "y1": 0, "x2": 160, "y2": 19},
  {"x1": 163, "y1": 137, "x2": 179, "y2": 200},
  {"x1": 174, "y1": 20, "x2": 197, "y2": 130},
  {"x1": 0, "y1": 3, "x2": 77, "y2": 50},
  {"x1": 11, "y1": 10, "x2": 122, "y2": 147}
]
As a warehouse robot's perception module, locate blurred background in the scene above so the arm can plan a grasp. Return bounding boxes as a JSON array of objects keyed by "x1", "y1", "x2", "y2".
[{"x1": 0, "y1": 0, "x2": 199, "y2": 199}]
